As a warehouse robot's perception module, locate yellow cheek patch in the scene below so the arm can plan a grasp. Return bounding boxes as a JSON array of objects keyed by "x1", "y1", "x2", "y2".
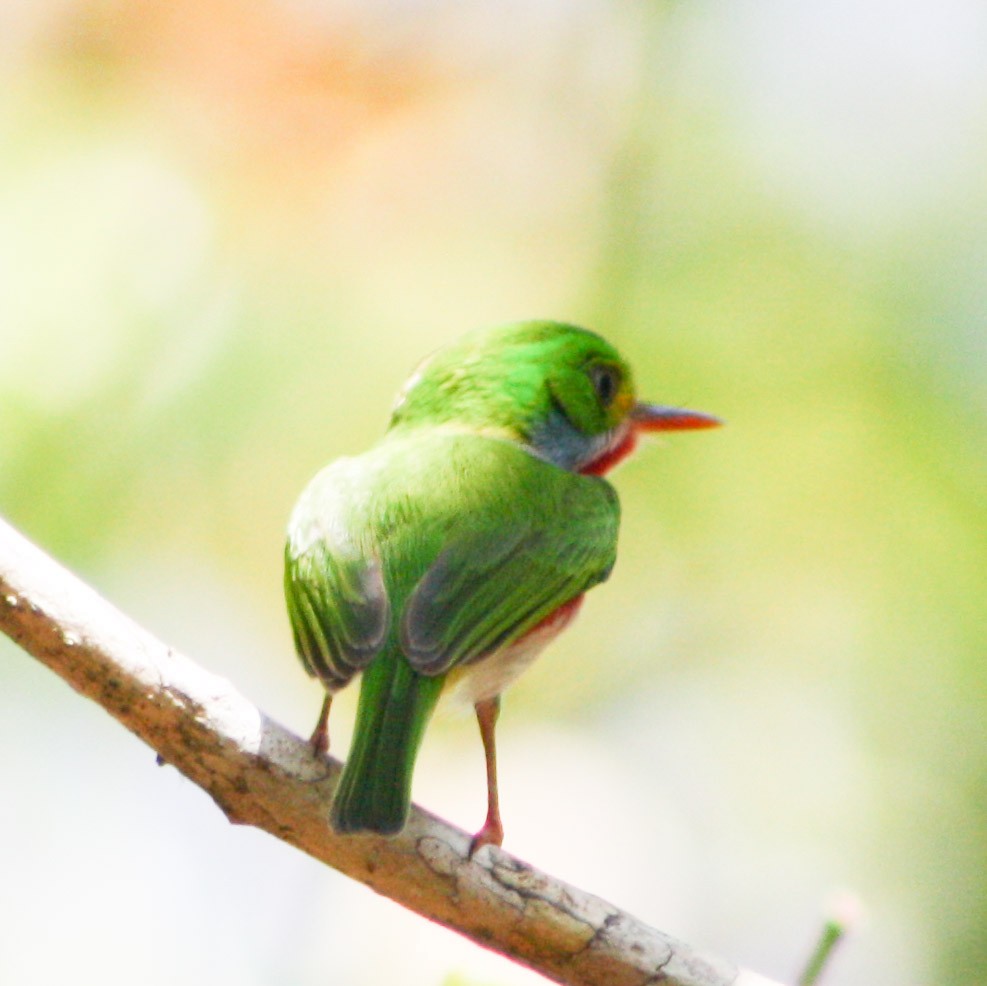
[{"x1": 612, "y1": 385, "x2": 635, "y2": 422}]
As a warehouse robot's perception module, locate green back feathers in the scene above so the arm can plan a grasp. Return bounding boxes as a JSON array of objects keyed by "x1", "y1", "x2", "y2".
[{"x1": 286, "y1": 431, "x2": 619, "y2": 694}]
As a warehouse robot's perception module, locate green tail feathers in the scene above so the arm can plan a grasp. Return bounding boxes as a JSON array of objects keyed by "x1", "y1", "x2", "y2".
[{"x1": 330, "y1": 652, "x2": 444, "y2": 835}]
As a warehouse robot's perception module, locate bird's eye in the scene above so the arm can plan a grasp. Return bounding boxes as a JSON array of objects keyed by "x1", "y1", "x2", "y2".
[{"x1": 588, "y1": 364, "x2": 620, "y2": 407}]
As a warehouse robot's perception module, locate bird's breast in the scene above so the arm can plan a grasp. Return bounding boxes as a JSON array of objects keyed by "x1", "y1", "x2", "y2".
[{"x1": 444, "y1": 595, "x2": 584, "y2": 707}]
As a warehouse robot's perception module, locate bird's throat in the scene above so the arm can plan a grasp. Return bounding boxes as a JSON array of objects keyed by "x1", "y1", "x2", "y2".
[{"x1": 579, "y1": 428, "x2": 638, "y2": 476}]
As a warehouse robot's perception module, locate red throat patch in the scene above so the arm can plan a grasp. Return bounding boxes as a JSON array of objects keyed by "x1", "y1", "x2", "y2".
[{"x1": 579, "y1": 430, "x2": 639, "y2": 476}]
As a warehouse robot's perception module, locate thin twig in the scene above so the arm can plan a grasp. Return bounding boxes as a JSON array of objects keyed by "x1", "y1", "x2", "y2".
[{"x1": 798, "y1": 892, "x2": 860, "y2": 986}]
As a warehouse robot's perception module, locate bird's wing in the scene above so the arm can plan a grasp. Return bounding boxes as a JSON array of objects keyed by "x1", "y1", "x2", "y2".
[
  {"x1": 284, "y1": 462, "x2": 391, "y2": 690},
  {"x1": 400, "y1": 471, "x2": 619, "y2": 676},
  {"x1": 285, "y1": 436, "x2": 619, "y2": 687}
]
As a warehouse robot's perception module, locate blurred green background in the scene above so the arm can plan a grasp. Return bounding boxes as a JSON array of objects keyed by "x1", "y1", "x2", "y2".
[{"x1": 2, "y1": 2, "x2": 986, "y2": 984}]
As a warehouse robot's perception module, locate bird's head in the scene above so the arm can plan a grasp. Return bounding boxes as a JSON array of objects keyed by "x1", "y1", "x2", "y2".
[{"x1": 388, "y1": 320, "x2": 720, "y2": 475}]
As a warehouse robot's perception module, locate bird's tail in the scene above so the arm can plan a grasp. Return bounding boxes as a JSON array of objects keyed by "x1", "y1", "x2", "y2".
[{"x1": 331, "y1": 651, "x2": 444, "y2": 835}]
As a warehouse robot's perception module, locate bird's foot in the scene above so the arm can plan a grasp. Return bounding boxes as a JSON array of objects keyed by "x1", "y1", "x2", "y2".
[
  {"x1": 309, "y1": 727, "x2": 329, "y2": 760},
  {"x1": 468, "y1": 816, "x2": 504, "y2": 858},
  {"x1": 309, "y1": 695, "x2": 332, "y2": 759}
]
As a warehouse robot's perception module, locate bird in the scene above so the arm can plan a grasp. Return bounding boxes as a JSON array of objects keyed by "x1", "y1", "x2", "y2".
[{"x1": 283, "y1": 320, "x2": 719, "y2": 853}]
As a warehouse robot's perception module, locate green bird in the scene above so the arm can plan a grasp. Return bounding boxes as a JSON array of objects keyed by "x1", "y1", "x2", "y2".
[{"x1": 284, "y1": 320, "x2": 719, "y2": 852}]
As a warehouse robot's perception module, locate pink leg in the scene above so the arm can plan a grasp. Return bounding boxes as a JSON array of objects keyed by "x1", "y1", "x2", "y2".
[
  {"x1": 469, "y1": 696, "x2": 504, "y2": 856},
  {"x1": 309, "y1": 694, "x2": 332, "y2": 758}
]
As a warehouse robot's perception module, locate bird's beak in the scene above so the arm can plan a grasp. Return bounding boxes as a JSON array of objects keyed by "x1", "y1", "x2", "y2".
[{"x1": 630, "y1": 403, "x2": 723, "y2": 432}]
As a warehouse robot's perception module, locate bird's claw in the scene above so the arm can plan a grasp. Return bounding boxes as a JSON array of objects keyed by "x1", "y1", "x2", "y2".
[{"x1": 468, "y1": 817, "x2": 504, "y2": 858}]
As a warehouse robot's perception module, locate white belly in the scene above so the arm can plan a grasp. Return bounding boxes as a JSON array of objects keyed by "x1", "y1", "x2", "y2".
[{"x1": 445, "y1": 597, "x2": 583, "y2": 707}]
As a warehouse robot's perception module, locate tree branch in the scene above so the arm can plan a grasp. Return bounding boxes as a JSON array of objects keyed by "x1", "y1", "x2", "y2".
[{"x1": 0, "y1": 516, "x2": 785, "y2": 986}]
